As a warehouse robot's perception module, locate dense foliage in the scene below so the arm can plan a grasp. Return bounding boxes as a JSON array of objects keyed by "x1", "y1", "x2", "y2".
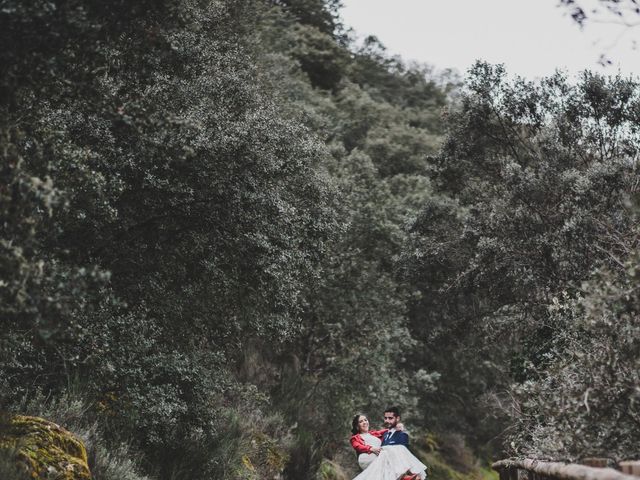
[
  {"x1": 1, "y1": 0, "x2": 447, "y2": 478},
  {"x1": 403, "y1": 64, "x2": 640, "y2": 460},
  {"x1": 2, "y1": 0, "x2": 639, "y2": 478}
]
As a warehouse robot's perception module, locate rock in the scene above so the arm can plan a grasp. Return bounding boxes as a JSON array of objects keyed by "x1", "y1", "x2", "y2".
[{"x1": 0, "y1": 415, "x2": 91, "y2": 480}]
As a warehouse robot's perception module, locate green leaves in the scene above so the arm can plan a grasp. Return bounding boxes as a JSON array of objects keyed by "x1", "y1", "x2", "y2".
[
  {"x1": 404, "y1": 62, "x2": 640, "y2": 455},
  {"x1": 1, "y1": 0, "x2": 456, "y2": 477}
]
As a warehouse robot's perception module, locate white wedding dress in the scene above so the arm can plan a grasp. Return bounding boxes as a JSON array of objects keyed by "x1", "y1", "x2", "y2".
[{"x1": 354, "y1": 432, "x2": 427, "y2": 480}]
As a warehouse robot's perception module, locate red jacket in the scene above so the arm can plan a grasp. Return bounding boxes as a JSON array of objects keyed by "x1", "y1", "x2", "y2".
[{"x1": 350, "y1": 429, "x2": 388, "y2": 454}]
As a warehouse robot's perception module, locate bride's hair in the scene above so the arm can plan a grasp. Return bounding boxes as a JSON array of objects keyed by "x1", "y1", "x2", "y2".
[{"x1": 351, "y1": 414, "x2": 366, "y2": 435}]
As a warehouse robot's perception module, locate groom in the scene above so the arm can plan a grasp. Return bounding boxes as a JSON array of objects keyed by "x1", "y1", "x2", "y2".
[
  {"x1": 381, "y1": 406, "x2": 425, "y2": 480},
  {"x1": 382, "y1": 406, "x2": 409, "y2": 447}
]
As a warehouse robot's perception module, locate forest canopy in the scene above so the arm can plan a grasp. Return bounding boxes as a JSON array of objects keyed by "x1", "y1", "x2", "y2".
[{"x1": 1, "y1": 1, "x2": 638, "y2": 479}]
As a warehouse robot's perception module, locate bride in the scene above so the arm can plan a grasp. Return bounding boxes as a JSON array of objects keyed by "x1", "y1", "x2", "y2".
[{"x1": 350, "y1": 414, "x2": 427, "y2": 480}]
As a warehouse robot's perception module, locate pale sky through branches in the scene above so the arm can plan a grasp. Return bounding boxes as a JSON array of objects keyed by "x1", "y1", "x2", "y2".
[{"x1": 340, "y1": 0, "x2": 640, "y2": 80}]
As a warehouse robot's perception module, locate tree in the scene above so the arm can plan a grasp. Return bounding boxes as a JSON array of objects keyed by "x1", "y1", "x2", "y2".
[
  {"x1": 402, "y1": 62, "x2": 640, "y2": 450},
  {"x1": 560, "y1": 0, "x2": 640, "y2": 65},
  {"x1": 508, "y1": 217, "x2": 640, "y2": 460},
  {"x1": 1, "y1": 1, "x2": 339, "y2": 478},
  {"x1": 2, "y1": 0, "x2": 454, "y2": 477}
]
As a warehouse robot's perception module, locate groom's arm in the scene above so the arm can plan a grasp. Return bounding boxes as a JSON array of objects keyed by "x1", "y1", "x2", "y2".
[
  {"x1": 395, "y1": 431, "x2": 410, "y2": 446},
  {"x1": 369, "y1": 428, "x2": 388, "y2": 440}
]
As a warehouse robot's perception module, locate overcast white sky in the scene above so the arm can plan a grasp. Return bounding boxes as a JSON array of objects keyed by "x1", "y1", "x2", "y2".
[{"x1": 340, "y1": 0, "x2": 640, "y2": 80}]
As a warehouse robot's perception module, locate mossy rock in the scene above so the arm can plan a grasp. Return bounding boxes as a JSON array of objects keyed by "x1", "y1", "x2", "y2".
[{"x1": 0, "y1": 415, "x2": 91, "y2": 480}]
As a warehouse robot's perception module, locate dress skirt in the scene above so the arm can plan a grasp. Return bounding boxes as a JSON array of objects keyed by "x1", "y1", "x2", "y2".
[{"x1": 354, "y1": 445, "x2": 427, "y2": 480}]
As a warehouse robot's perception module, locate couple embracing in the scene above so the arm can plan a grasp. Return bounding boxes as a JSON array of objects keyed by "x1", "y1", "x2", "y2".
[{"x1": 350, "y1": 406, "x2": 427, "y2": 480}]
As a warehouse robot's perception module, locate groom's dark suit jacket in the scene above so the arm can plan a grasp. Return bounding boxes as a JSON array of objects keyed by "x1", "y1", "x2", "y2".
[{"x1": 381, "y1": 429, "x2": 409, "y2": 446}]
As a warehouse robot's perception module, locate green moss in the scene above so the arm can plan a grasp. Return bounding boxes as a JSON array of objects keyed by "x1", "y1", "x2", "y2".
[
  {"x1": 0, "y1": 415, "x2": 91, "y2": 480},
  {"x1": 251, "y1": 431, "x2": 289, "y2": 472},
  {"x1": 0, "y1": 446, "x2": 31, "y2": 480},
  {"x1": 479, "y1": 465, "x2": 500, "y2": 480},
  {"x1": 232, "y1": 454, "x2": 258, "y2": 480}
]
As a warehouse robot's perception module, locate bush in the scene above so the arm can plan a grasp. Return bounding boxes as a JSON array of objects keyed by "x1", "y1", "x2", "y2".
[{"x1": 16, "y1": 391, "x2": 150, "y2": 480}]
